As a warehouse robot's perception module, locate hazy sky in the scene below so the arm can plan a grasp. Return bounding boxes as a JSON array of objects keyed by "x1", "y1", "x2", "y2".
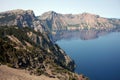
[{"x1": 0, "y1": 0, "x2": 120, "y2": 18}]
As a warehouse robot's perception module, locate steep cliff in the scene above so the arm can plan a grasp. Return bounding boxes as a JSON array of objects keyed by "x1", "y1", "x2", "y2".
[
  {"x1": 39, "y1": 11, "x2": 120, "y2": 31},
  {"x1": 0, "y1": 26, "x2": 85, "y2": 80},
  {"x1": 0, "y1": 9, "x2": 44, "y2": 32}
]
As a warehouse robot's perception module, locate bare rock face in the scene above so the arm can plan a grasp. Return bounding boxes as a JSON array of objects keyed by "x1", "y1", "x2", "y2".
[
  {"x1": 1, "y1": 9, "x2": 120, "y2": 33},
  {"x1": 39, "y1": 11, "x2": 120, "y2": 31},
  {"x1": 0, "y1": 9, "x2": 44, "y2": 32},
  {"x1": 39, "y1": 11, "x2": 67, "y2": 31}
]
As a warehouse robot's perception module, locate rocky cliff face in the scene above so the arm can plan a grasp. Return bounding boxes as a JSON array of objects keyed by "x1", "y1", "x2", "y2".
[
  {"x1": 1, "y1": 9, "x2": 120, "y2": 32},
  {"x1": 38, "y1": 11, "x2": 67, "y2": 31},
  {"x1": 0, "y1": 9, "x2": 44, "y2": 32},
  {"x1": 39, "y1": 11, "x2": 120, "y2": 31}
]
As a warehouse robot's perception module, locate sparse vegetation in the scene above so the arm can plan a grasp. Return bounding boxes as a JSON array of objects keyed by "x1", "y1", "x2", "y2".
[
  {"x1": 0, "y1": 14, "x2": 16, "y2": 23},
  {"x1": 0, "y1": 26, "x2": 78, "y2": 79},
  {"x1": 68, "y1": 24, "x2": 80, "y2": 27}
]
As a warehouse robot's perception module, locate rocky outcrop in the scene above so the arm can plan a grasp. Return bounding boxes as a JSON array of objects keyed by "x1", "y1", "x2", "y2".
[
  {"x1": 39, "y1": 11, "x2": 120, "y2": 31},
  {"x1": 0, "y1": 9, "x2": 44, "y2": 32}
]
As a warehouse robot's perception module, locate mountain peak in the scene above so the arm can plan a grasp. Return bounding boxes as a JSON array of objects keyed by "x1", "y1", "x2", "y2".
[
  {"x1": 0, "y1": 9, "x2": 39, "y2": 29},
  {"x1": 47, "y1": 11, "x2": 56, "y2": 14},
  {"x1": 81, "y1": 12, "x2": 100, "y2": 18},
  {"x1": 41, "y1": 11, "x2": 58, "y2": 17},
  {"x1": 39, "y1": 11, "x2": 59, "y2": 20},
  {"x1": 43, "y1": 11, "x2": 57, "y2": 15},
  {"x1": 1, "y1": 9, "x2": 34, "y2": 15}
]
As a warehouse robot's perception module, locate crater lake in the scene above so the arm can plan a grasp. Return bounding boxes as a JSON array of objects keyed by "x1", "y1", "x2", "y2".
[{"x1": 56, "y1": 31, "x2": 120, "y2": 80}]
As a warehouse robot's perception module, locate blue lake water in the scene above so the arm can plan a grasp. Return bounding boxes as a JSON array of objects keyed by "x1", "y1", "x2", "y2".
[{"x1": 56, "y1": 32, "x2": 120, "y2": 80}]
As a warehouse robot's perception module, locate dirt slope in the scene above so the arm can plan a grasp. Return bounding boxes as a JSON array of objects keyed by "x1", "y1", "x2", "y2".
[{"x1": 0, "y1": 65, "x2": 59, "y2": 80}]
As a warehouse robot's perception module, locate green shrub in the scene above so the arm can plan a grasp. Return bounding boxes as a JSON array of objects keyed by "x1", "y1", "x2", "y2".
[
  {"x1": 36, "y1": 68, "x2": 44, "y2": 75},
  {"x1": 6, "y1": 63, "x2": 13, "y2": 68}
]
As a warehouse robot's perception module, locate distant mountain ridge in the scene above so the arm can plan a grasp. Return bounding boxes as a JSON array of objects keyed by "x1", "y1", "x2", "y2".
[
  {"x1": 39, "y1": 11, "x2": 120, "y2": 31},
  {"x1": 0, "y1": 9, "x2": 120, "y2": 32}
]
